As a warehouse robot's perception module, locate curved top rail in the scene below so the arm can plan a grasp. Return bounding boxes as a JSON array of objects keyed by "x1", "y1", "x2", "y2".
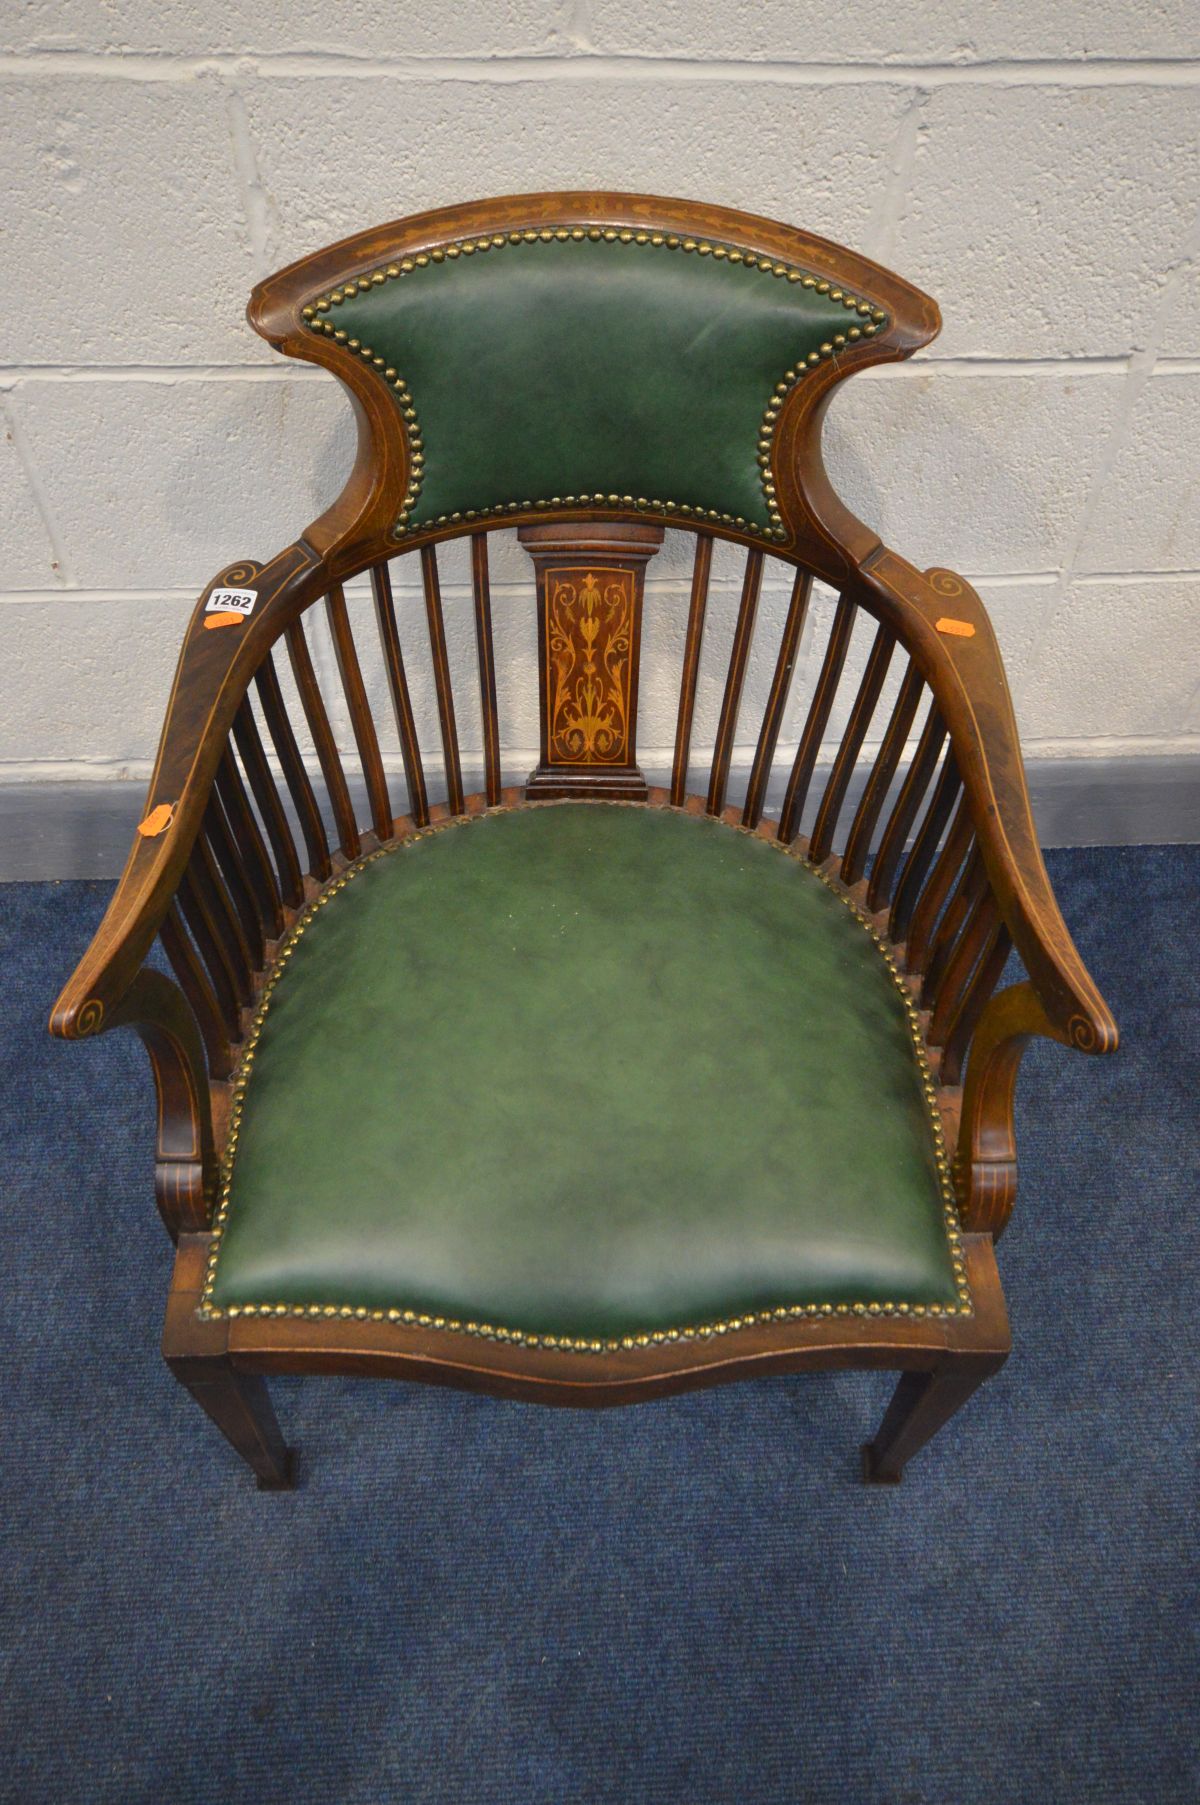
[{"x1": 248, "y1": 190, "x2": 940, "y2": 584}]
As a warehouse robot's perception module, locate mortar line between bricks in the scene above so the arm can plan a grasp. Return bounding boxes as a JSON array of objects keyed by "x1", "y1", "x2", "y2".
[
  {"x1": 865, "y1": 88, "x2": 927, "y2": 265},
  {"x1": 1, "y1": 50, "x2": 1200, "y2": 85},
  {"x1": 224, "y1": 82, "x2": 275, "y2": 279},
  {"x1": 0, "y1": 365, "x2": 326, "y2": 384},
  {"x1": 879, "y1": 357, "x2": 1133, "y2": 378},
  {"x1": 0, "y1": 358, "x2": 1166, "y2": 385},
  {"x1": 1, "y1": 572, "x2": 1195, "y2": 611},
  {"x1": 1059, "y1": 202, "x2": 1200, "y2": 599},
  {"x1": 1005, "y1": 203, "x2": 1200, "y2": 698},
  {"x1": 4, "y1": 732, "x2": 1198, "y2": 790}
]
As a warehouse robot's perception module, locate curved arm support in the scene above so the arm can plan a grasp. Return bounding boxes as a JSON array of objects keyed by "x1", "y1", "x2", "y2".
[
  {"x1": 856, "y1": 548, "x2": 1117, "y2": 1058},
  {"x1": 89, "y1": 969, "x2": 217, "y2": 1241},
  {"x1": 49, "y1": 540, "x2": 323, "y2": 1043},
  {"x1": 954, "y1": 980, "x2": 1071, "y2": 1239}
]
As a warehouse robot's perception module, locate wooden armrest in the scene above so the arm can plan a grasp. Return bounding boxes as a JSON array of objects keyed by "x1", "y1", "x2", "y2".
[
  {"x1": 49, "y1": 541, "x2": 321, "y2": 1042},
  {"x1": 952, "y1": 979, "x2": 1064, "y2": 1237},
  {"x1": 858, "y1": 546, "x2": 1117, "y2": 1059},
  {"x1": 106, "y1": 968, "x2": 219, "y2": 1238}
]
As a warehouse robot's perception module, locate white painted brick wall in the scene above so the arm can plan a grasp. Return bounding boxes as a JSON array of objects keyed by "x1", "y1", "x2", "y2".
[
  {"x1": 242, "y1": 76, "x2": 911, "y2": 269},
  {"x1": 0, "y1": 2, "x2": 1196, "y2": 791}
]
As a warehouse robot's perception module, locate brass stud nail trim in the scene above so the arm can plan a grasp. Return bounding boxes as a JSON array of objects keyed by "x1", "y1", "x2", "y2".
[{"x1": 301, "y1": 231, "x2": 889, "y2": 547}]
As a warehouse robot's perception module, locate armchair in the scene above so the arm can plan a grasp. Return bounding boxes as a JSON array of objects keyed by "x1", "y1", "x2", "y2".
[{"x1": 51, "y1": 193, "x2": 1116, "y2": 1487}]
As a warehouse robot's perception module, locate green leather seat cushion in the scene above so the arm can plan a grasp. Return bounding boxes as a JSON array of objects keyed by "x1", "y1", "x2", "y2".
[{"x1": 207, "y1": 805, "x2": 964, "y2": 1340}]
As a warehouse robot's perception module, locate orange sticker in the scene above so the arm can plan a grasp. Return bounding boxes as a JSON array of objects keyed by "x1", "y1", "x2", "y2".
[
  {"x1": 137, "y1": 802, "x2": 176, "y2": 838},
  {"x1": 203, "y1": 611, "x2": 245, "y2": 630},
  {"x1": 935, "y1": 616, "x2": 976, "y2": 638}
]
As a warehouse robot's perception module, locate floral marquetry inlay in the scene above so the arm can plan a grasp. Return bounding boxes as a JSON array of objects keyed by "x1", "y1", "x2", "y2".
[
  {"x1": 547, "y1": 567, "x2": 635, "y2": 766},
  {"x1": 522, "y1": 520, "x2": 661, "y2": 799}
]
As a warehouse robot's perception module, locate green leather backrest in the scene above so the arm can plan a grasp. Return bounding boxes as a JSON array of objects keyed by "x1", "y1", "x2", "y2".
[{"x1": 303, "y1": 230, "x2": 888, "y2": 544}]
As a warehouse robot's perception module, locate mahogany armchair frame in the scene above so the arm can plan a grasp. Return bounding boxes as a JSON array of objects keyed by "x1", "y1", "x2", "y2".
[{"x1": 50, "y1": 194, "x2": 1117, "y2": 1487}]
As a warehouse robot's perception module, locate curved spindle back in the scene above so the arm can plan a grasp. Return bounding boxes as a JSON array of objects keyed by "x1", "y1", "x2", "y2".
[
  {"x1": 153, "y1": 192, "x2": 1001, "y2": 1083},
  {"x1": 159, "y1": 517, "x2": 1007, "y2": 1093}
]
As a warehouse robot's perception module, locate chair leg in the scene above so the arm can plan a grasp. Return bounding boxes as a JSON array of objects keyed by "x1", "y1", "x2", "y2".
[
  {"x1": 861, "y1": 1358, "x2": 1002, "y2": 1485},
  {"x1": 168, "y1": 1356, "x2": 296, "y2": 1489}
]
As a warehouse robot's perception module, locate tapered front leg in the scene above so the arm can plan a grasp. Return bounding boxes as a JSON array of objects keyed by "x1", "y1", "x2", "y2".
[
  {"x1": 861, "y1": 1357, "x2": 1003, "y2": 1484},
  {"x1": 168, "y1": 1356, "x2": 295, "y2": 1489}
]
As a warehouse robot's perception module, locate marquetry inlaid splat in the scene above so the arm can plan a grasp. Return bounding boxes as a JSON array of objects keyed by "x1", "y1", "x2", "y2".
[{"x1": 520, "y1": 522, "x2": 663, "y2": 800}]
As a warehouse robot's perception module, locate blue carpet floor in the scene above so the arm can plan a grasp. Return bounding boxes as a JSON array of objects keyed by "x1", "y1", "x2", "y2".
[{"x1": 1, "y1": 846, "x2": 1196, "y2": 1804}]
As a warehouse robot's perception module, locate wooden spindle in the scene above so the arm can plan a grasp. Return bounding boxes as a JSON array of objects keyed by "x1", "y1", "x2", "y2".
[
  {"x1": 160, "y1": 905, "x2": 233, "y2": 1081},
  {"x1": 371, "y1": 560, "x2": 429, "y2": 828},
  {"x1": 285, "y1": 617, "x2": 360, "y2": 861},
  {"x1": 777, "y1": 591, "x2": 855, "y2": 845},
  {"x1": 938, "y1": 924, "x2": 1013, "y2": 1086},
  {"x1": 325, "y1": 583, "x2": 393, "y2": 841},
  {"x1": 203, "y1": 795, "x2": 265, "y2": 972},
  {"x1": 905, "y1": 805, "x2": 974, "y2": 976},
  {"x1": 889, "y1": 752, "x2": 962, "y2": 944},
  {"x1": 231, "y1": 698, "x2": 303, "y2": 911},
  {"x1": 840, "y1": 662, "x2": 924, "y2": 886},
  {"x1": 177, "y1": 868, "x2": 242, "y2": 1040},
  {"x1": 420, "y1": 545, "x2": 464, "y2": 816},
  {"x1": 867, "y1": 706, "x2": 948, "y2": 915},
  {"x1": 254, "y1": 654, "x2": 331, "y2": 884},
  {"x1": 215, "y1": 745, "x2": 283, "y2": 939},
  {"x1": 929, "y1": 885, "x2": 1002, "y2": 1044},
  {"x1": 471, "y1": 533, "x2": 502, "y2": 806},
  {"x1": 921, "y1": 847, "x2": 988, "y2": 1005},
  {"x1": 808, "y1": 624, "x2": 894, "y2": 867},
  {"x1": 742, "y1": 568, "x2": 812, "y2": 829},
  {"x1": 191, "y1": 836, "x2": 254, "y2": 1007},
  {"x1": 707, "y1": 547, "x2": 764, "y2": 815},
  {"x1": 670, "y1": 532, "x2": 713, "y2": 807}
]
